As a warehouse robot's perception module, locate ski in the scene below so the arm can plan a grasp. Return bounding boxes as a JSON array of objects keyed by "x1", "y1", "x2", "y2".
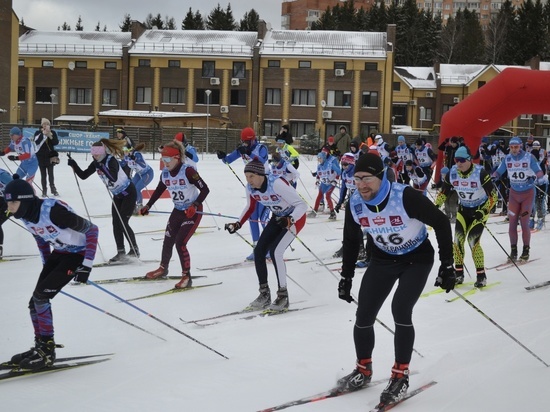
[
  {"x1": 369, "y1": 380, "x2": 438, "y2": 411},
  {"x1": 93, "y1": 258, "x2": 160, "y2": 268},
  {"x1": 199, "y1": 305, "x2": 321, "y2": 326},
  {"x1": 84, "y1": 275, "x2": 206, "y2": 285},
  {"x1": 127, "y1": 282, "x2": 223, "y2": 301},
  {"x1": 257, "y1": 372, "x2": 419, "y2": 412},
  {"x1": 299, "y1": 257, "x2": 341, "y2": 265},
  {"x1": 0, "y1": 358, "x2": 111, "y2": 382},
  {"x1": 0, "y1": 353, "x2": 113, "y2": 370},
  {"x1": 421, "y1": 280, "x2": 480, "y2": 298},
  {"x1": 495, "y1": 258, "x2": 540, "y2": 272},
  {"x1": 0, "y1": 257, "x2": 28, "y2": 263},
  {"x1": 445, "y1": 281, "x2": 501, "y2": 302},
  {"x1": 197, "y1": 258, "x2": 299, "y2": 272},
  {"x1": 525, "y1": 280, "x2": 550, "y2": 291}
]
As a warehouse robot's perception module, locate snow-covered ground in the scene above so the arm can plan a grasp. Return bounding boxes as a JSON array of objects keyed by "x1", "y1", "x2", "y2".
[{"x1": 1, "y1": 153, "x2": 549, "y2": 411}]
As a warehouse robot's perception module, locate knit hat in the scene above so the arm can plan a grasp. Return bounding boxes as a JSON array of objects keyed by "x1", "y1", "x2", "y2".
[
  {"x1": 454, "y1": 146, "x2": 471, "y2": 160},
  {"x1": 4, "y1": 175, "x2": 37, "y2": 219},
  {"x1": 397, "y1": 135, "x2": 405, "y2": 143},
  {"x1": 241, "y1": 127, "x2": 256, "y2": 141},
  {"x1": 509, "y1": 137, "x2": 522, "y2": 145},
  {"x1": 354, "y1": 153, "x2": 385, "y2": 179},
  {"x1": 10, "y1": 127, "x2": 21, "y2": 136},
  {"x1": 244, "y1": 160, "x2": 266, "y2": 176},
  {"x1": 441, "y1": 167, "x2": 450, "y2": 175}
]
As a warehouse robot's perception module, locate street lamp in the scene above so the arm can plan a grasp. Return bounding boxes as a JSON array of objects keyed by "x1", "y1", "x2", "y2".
[
  {"x1": 419, "y1": 106, "x2": 425, "y2": 132},
  {"x1": 50, "y1": 93, "x2": 56, "y2": 122},
  {"x1": 205, "y1": 89, "x2": 212, "y2": 153}
]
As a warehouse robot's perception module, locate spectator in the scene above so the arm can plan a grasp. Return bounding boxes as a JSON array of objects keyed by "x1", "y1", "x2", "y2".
[{"x1": 34, "y1": 118, "x2": 60, "y2": 197}]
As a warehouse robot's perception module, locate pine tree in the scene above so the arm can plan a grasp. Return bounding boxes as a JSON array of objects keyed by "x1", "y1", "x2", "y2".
[
  {"x1": 438, "y1": 15, "x2": 461, "y2": 63},
  {"x1": 95, "y1": 22, "x2": 101, "y2": 32},
  {"x1": 455, "y1": 9, "x2": 485, "y2": 63},
  {"x1": 145, "y1": 13, "x2": 164, "y2": 29},
  {"x1": 120, "y1": 14, "x2": 132, "y2": 32},
  {"x1": 75, "y1": 16, "x2": 84, "y2": 31},
  {"x1": 311, "y1": 7, "x2": 338, "y2": 30},
  {"x1": 183, "y1": 8, "x2": 205, "y2": 30},
  {"x1": 165, "y1": 16, "x2": 176, "y2": 30},
  {"x1": 60, "y1": 22, "x2": 71, "y2": 31},
  {"x1": 207, "y1": 3, "x2": 238, "y2": 30},
  {"x1": 239, "y1": 9, "x2": 260, "y2": 31}
]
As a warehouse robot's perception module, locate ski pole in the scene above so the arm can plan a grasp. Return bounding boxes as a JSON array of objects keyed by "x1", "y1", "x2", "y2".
[
  {"x1": 67, "y1": 153, "x2": 107, "y2": 262},
  {"x1": 203, "y1": 199, "x2": 221, "y2": 231},
  {"x1": 87, "y1": 280, "x2": 228, "y2": 359},
  {"x1": 60, "y1": 290, "x2": 166, "y2": 342},
  {"x1": 452, "y1": 289, "x2": 548, "y2": 367},
  {"x1": 482, "y1": 221, "x2": 530, "y2": 283}
]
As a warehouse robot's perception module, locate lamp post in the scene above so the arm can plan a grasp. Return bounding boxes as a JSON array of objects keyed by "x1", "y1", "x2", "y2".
[
  {"x1": 419, "y1": 106, "x2": 425, "y2": 132},
  {"x1": 50, "y1": 93, "x2": 56, "y2": 122},
  {"x1": 205, "y1": 89, "x2": 211, "y2": 153}
]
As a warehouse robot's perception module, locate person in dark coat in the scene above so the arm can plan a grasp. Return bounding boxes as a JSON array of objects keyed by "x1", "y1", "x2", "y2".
[{"x1": 33, "y1": 118, "x2": 60, "y2": 197}]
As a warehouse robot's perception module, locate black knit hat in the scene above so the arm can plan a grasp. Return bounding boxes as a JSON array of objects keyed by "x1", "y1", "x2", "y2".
[
  {"x1": 354, "y1": 153, "x2": 385, "y2": 179},
  {"x1": 4, "y1": 174, "x2": 35, "y2": 202},
  {"x1": 244, "y1": 160, "x2": 266, "y2": 176}
]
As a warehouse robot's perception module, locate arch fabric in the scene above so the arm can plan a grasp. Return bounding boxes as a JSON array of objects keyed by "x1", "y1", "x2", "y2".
[{"x1": 435, "y1": 68, "x2": 550, "y2": 179}]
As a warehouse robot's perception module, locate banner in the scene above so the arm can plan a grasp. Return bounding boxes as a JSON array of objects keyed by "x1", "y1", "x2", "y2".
[{"x1": 24, "y1": 128, "x2": 109, "y2": 153}]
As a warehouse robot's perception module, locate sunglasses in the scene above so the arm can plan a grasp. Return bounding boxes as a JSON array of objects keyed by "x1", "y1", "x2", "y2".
[
  {"x1": 161, "y1": 156, "x2": 174, "y2": 163},
  {"x1": 454, "y1": 157, "x2": 469, "y2": 163}
]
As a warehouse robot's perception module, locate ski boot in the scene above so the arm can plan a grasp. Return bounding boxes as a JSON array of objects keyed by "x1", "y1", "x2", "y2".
[
  {"x1": 307, "y1": 210, "x2": 317, "y2": 218},
  {"x1": 379, "y1": 363, "x2": 409, "y2": 406},
  {"x1": 109, "y1": 250, "x2": 128, "y2": 263},
  {"x1": 535, "y1": 219, "x2": 544, "y2": 231},
  {"x1": 267, "y1": 288, "x2": 289, "y2": 312},
  {"x1": 18, "y1": 337, "x2": 57, "y2": 371},
  {"x1": 127, "y1": 247, "x2": 140, "y2": 259},
  {"x1": 175, "y1": 273, "x2": 192, "y2": 289},
  {"x1": 519, "y1": 246, "x2": 530, "y2": 262},
  {"x1": 146, "y1": 265, "x2": 167, "y2": 279},
  {"x1": 333, "y1": 245, "x2": 343, "y2": 259},
  {"x1": 508, "y1": 245, "x2": 517, "y2": 262},
  {"x1": 248, "y1": 284, "x2": 271, "y2": 310},
  {"x1": 328, "y1": 211, "x2": 336, "y2": 220},
  {"x1": 337, "y1": 359, "x2": 372, "y2": 392},
  {"x1": 455, "y1": 265, "x2": 464, "y2": 285},
  {"x1": 474, "y1": 271, "x2": 487, "y2": 288}
]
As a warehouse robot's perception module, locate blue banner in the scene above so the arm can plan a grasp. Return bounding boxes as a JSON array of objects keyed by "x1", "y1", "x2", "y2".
[{"x1": 24, "y1": 128, "x2": 109, "y2": 153}]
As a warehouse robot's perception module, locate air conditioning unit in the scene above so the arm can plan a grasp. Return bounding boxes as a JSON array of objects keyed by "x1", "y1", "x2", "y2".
[
  {"x1": 322, "y1": 110, "x2": 332, "y2": 119},
  {"x1": 543, "y1": 114, "x2": 550, "y2": 121},
  {"x1": 426, "y1": 92, "x2": 434, "y2": 98},
  {"x1": 409, "y1": 99, "x2": 417, "y2": 106},
  {"x1": 231, "y1": 78, "x2": 240, "y2": 86},
  {"x1": 209, "y1": 77, "x2": 220, "y2": 85},
  {"x1": 220, "y1": 106, "x2": 229, "y2": 114},
  {"x1": 335, "y1": 69, "x2": 345, "y2": 77},
  {"x1": 453, "y1": 97, "x2": 460, "y2": 103}
]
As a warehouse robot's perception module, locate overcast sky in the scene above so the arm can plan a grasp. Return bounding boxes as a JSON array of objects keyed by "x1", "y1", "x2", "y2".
[{"x1": 13, "y1": 0, "x2": 283, "y2": 32}]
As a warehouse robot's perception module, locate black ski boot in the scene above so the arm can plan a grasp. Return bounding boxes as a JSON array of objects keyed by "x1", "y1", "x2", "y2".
[
  {"x1": 519, "y1": 246, "x2": 530, "y2": 262},
  {"x1": 18, "y1": 337, "x2": 57, "y2": 371},
  {"x1": 508, "y1": 245, "x2": 518, "y2": 262},
  {"x1": 337, "y1": 359, "x2": 372, "y2": 392},
  {"x1": 379, "y1": 363, "x2": 409, "y2": 405}
]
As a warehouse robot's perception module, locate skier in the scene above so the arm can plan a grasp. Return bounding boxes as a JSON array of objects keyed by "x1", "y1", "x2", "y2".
[
  {"x1": 174, "y1": 131, "x2": 199, "y2": 170},
  {"x1": 309, "y1": 149, "x2": 341, "y2": 220},
  {"x1": 224, "y1": 160, "x2": 307, "y2": 311},
  {"x1": 5, "y1": 175, "x2": 98, "y2": 370},
  {"x1": 404, "y1": 160, "x2": 429, "y2": 195},
  {"x1": 0, "y1": 168, "x2": 13, "y2": 259},
  {"x1": 394, "y1": 135, "x2": 413, "y2": 184},
  {"x1": 123, "y1": 143, "x2": 154, "y2": 213},
  {"x1": 275, "y1": 137, "x2": 300, "y2": 169},
  {"x1": 336, "y1": 153, "x2": 455, "y2": 406},
  {"x1": 270, "y1": 152, "x2": 299, "y2": 188},
  {"x1": 435, "y1": 146, "x2": 497, "y2": 287},
  {"x1": 0, "y1": 127, "x2": 39, "y2": 185},
  {"x1": 68, "y1": 139, "x2": 140, "y2": 262},
  {"x1": 492, "y1": 136, "x2": 544, "y2": 261},
  {"x1": 140, "y1": 141, "x2": 209, "y2": 289},
  {"x1": 217, "y1": 127, "x2": 270, "y2": 261}
]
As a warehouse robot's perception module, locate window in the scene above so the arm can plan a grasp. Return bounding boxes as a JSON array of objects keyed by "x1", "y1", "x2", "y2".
[
  {"x1": 268, "y1": 60, "x2": 280, "y2": 68},
  {"x1": 168, "y1": 60, "x2": 181, "y2": 68},
  {"x1": 327, "y1": 90, "x2": 352, "y2": 107},
  {"x1": 424, "y1": 108, "x2": 433, "y2": 120},
  {"x1": 543, "y1": 128, "x2": 550, "y2": 137},
  {"x1": 69, "y1": 88, "x2": 92, "y2": 105},
  {"x1": 298, "y1": 61, "x2": 311, "y2": 69},
  {"x1": 162, "y1": 88, "x2": 186, "y2": 104},
  {"x1": 292, "y1": 89, "x2": 316, "y2": 106},
  {"x1": 136, "y1": 87, "x2": 152, "y2": 104},
  {"x1": 334, "y1": 62, "x2": 346, "y2": 70},
  {"x1": 35, "y1": 87, "x2": 59, "y2": 103},
  {"x1": 202, "y1": 61, "x2": 215, "y2": 78},
  {"x1": 42, "y1": 60, "x2": 54, "y2": 68},
  {"x1": 264, "y1": 121, "x2": 281, "y2": 137},
  {"x1": 478, "y1": 81, "x2": 486, "y2": 88},
  {"x1": 362, "y1": 91, "x2": 379, "y2": 108},
  {"x1": 520, "y1": 114, "x2": 533, "y2": 120},
  {"x1": 365, "y1": 62, "x2": 377, "y2": 71},
  {"x1": 232, "y1": 62, "x2": 246, "y2": 79},
  {"x1": 230, "y1": 90, "x2": 247, "y2": 106},
  {"x1": 102, "y1": 89, "x2": 118, "y2": 105},
  {"x1": 18, "y1": 60, "x2": 24, "y2": 67},
  {"x1": 195, "y1": 88, "x2": 220, "y2": 105},
  {"x1": 393, "y1": 82, "x2": 401, "y2": 92},
  {"x1": 443, "y1": 104, "x2": 452, "y2": 113},
  {"x1": 265, "y1": 88, "x2": 281, "y2": 105},
  {"x1": 75, "y1": 61, "x2": 87, "y2": 69},
  {"x1": 291, "y1": 122, "x2": 316, "y2": 138},
  {"x1": 105, "y1": 61, "x2": 117, "y2": 69},
  {"x1": 18, "y1": 87, "x2": 25, "y2": 103},
  {"x1": 138, "y1": 59, "x2": 151, "y2": 67}
]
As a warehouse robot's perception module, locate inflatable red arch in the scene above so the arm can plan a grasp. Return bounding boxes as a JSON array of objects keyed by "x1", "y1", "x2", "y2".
[{"x1": 436, "y1": 67, "x2": 550, "y2": 178}]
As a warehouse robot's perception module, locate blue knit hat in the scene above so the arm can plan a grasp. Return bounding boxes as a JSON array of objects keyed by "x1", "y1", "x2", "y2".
[
  {"x1": 509, "y1": 137, "x2": 522, "y2": 145},
  {"x1": 441, "y1": 167, "x2": 449, "y2": 175},
  {"x1": 9, "y1": 127, "x2": 21, "y2": 136},
  {"x1": 455, "y1": 146, "x2": 471, "y2": 160}
]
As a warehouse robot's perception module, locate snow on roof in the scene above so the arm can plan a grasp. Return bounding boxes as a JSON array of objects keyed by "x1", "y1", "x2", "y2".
[
  {"x1": 438, "y1": 64, "x2": 490, "y2": 85},
  {"x1": 54, "y1": 115, "x2": 94, "y2": 122},
  {"x1": 261, "y1": 30, "x2": 387, "y2": 58},
  {"x1": 394, "y1": 67, "x2": 436, "y2": 89},
  {"x1": 98, "y1": 109, "x2": 208, "y2": 119},
  {"x1": 130, "y1": 29, "x2": 258, "y2": 57},
  {"x1": 19, "y1": 30, "x2": 132, "y2": 57}
]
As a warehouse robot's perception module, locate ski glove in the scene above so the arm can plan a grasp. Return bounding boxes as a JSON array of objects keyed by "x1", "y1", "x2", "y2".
[
  {"x1": 434, "y1": 264, "x2": 456, "y2": 293},
  {"x1": 473, "y1": 208, "x2": 487, "y2": 221},
  {"x1": 8, "y1": 155, "x2": 19, "y2": 161},
  {"x1": 338, "y1": 277, "x2": 353, "y2": 303},
  {"x1": 224, "y1": 221, "x2": 241, "y2": 234},
  {"x1": 275, "y1": 216, "x2": 294, "y2": 229},
  {"x1": 185, "y1": 203, "x2": 197, "y2": 218},
  {"x1": 216, "y1": 151, "x2": 226, "y2": 160},
  {"x1": 71, "y1": 265, "x2": 92, "y2": 284},
  {"x1": 237, "y1": 145, "x2": 248, "y2": 155},
  {"x1": 139, "y1": 205, "x2": 150, "y2": 216},
  {"x1": 67, "y1": 157, "x2": 77, "y2": 168}
]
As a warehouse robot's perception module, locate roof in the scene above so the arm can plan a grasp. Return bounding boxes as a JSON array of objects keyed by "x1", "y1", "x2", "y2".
[
  {"x1": 394, "y1": 67, "x2": 436, "y2": 89},
  {"x1": 130, "y1": 29, "x2": 258, "y2": 57},
  {"x1": 97, "y1": 109, "x2": 209, "y2": 119},
  {"x1": 261, "y1": 30, "x2": 387, "y2": 58},
  {"x1": 54, "y1": 115, "x2": 94, "y2": 122},
  {"x1": 19, "y1": 30, "x2": 132, "y2": 57}
]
